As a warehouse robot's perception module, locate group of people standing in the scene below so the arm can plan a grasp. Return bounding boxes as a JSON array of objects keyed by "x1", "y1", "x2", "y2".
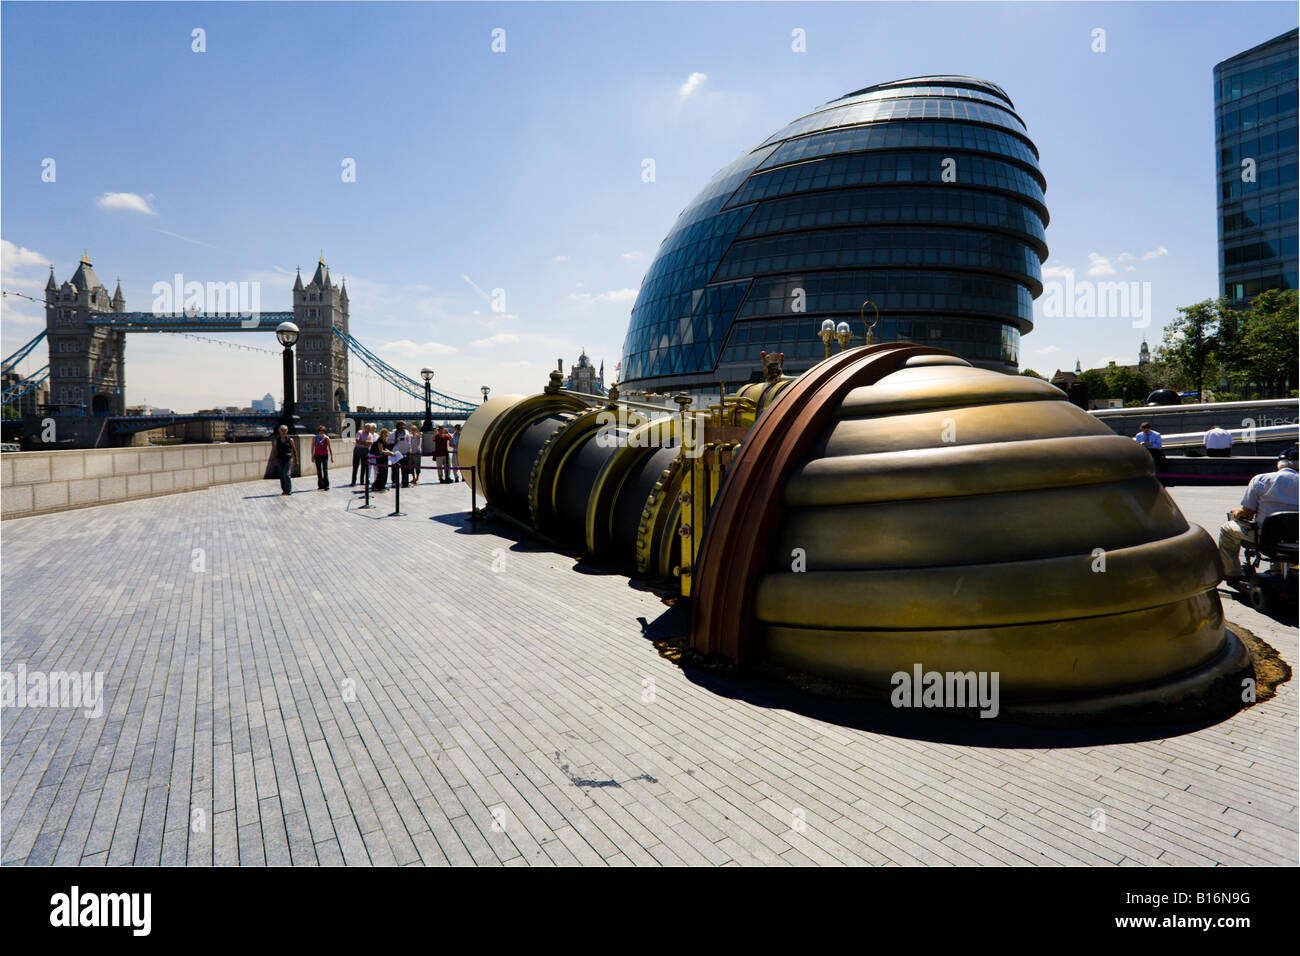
[{"x1": 350, "y1": 421, "x2": 462, "y2": 491}]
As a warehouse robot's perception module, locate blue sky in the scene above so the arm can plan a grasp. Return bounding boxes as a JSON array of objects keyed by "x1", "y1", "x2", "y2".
[{"x1": 2, "y1": 1, "x2": 1296, "y2": 410}]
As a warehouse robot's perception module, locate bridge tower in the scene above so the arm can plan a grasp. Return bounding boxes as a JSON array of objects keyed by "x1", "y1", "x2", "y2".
[
  {"x1": 292, "y1": 257, "x2": 350, "y2": 433},
  {"x1": 44, "y1": 253, "x2": 127, "y2": 417}
]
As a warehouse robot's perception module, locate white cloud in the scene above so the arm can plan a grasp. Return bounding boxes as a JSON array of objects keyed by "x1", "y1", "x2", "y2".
[
  {"x1": 471, "y1": 333, "x2": 520, "y2": 348},
  {"x1": 1, "y1": 310, "x2": 43, "y2": 327},
  {"x1": 376, "y1": 338, "x2": 457, "y2": 359},
  {"x1": 551, "y1": 255, "x2": 570, "y2": 263},
  {"x1": 96, "y1": 192, "x2": 157, "y2": 215},
  {"x1": 565, "y1": 288, "x2": 637, "y2": 305},
  {"x1": 1036, "y1": 345, "x2": 1061, "y2": 355},
  {"x1": 1087, "y1": 252, "x2": 1137, "y2": 276},
  {"x1": 620, "y1": 251, "x2": 642, "y2": 261},
  {"x1": 1142, "y1": 247, "x2": 1169, "y2": 261},
  {"x1": 1, "y1": 239, "x2": 52, "y2": 288},
  {"x1": 0, "y1": 240, "x2": 54, "y2": 351},
  {"x1": 598, "y1": 288, "x2": 637, "y2": 303},
  {"x1": 1086, "y1": 253, "x2": 1116, "y2": 277},
  {"x1": 1041, "y1": 264, "x2": 1075, "y2": 280},
  {"x1": 679, "y1": 72, "x2": 708, "y2": 100}
]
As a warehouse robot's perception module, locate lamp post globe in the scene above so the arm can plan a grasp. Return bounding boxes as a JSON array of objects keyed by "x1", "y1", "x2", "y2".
[
  {"x1": 835, "y1": 320, "x2": 852, "y2": 351},
  {"x1": 275, "y1": 322, "x2": 301, "y2": 433},
  {"x1": 420, "y1": 368, "x2": 434, "y2": 434},
  {"x1": 818, "y1": 318, "x2": 836, "y2": 359}
]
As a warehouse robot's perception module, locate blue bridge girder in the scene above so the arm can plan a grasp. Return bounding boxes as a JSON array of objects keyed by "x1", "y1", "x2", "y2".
[
  {"x1": 107, "y1": 412, "x2": 280, "y2": 435},
  {"x1": 87, "y1": 312, "x2": 296, "y2": 332},
  {"x1": 2, "y1": 365, "x2": 49, "y2": 406},
  {"x1": 348, "y1": 410, "x2": 472, "y2": 423},
  {"x1": 2, "y1": 329, "x2": 47, "y2": 368}
]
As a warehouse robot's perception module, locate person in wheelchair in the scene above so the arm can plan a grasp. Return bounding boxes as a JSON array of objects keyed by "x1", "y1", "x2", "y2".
[{"x1": 1218, "y1": 445, "x2": 1298, "y2": 586}]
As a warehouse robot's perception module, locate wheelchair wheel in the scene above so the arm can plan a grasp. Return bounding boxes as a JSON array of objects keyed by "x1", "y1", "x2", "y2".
[{"x1": 1248, "y1": 581, "x2": 1272, "y2": 614}]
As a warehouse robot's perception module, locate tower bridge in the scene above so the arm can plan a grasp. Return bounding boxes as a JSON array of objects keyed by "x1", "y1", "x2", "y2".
[{"x1": 6, "y1": 253, "x2": 478, "y2": 448}]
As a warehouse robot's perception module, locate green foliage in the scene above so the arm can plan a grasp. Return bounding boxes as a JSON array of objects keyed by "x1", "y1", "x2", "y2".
[
  {"x1": 1105, "y1": 365, "x2": 1149, "y2": 401},
  {"x1": 1240, "y1": 289, "x2": 1298, "y2": 396},
  {"x1": 1077, "y1": 368, "x2": 1110, "y2": 400},
  {"x1": 1155, "y1": 290, "x2": 1297, "y2": 400},
  {"x1": 1159, "y1": 299, "x2": 1220, "y2": 399},
  {"x1": 1019, "y1": 368, "x2": 1046, "y2": 380}
]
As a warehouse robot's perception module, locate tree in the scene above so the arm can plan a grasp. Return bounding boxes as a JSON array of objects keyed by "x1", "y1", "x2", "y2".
[
  {"x1": 1160, "y1": 300, "x2": 1218, "y2": 400},
  {"x1": 1241, "y1": 289, "x2": 1298, "y2": 397},
  {"x1": 1105, "y1": 365, "x2": 1149, "y2": 404},
  {"x1": 1019, "y1": 368, "x2": 1046, "y2": 380},
  {"x1": 1213, "y1": 298, "x2": 1249, "y2": 389},
  {"x1": 1078, "y1": 368, "x2": 1110, "y2": 400}
]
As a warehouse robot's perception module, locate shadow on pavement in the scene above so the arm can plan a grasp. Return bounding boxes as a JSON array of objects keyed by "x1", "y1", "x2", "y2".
[{"x1": 633, "y1": 602, "x2": 1240, "y2": 749}]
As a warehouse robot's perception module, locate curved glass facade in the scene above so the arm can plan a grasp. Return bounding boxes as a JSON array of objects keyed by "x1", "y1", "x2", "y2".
[{"x1": 619, "y1": 75, "x2": 1049, "y2": 389}]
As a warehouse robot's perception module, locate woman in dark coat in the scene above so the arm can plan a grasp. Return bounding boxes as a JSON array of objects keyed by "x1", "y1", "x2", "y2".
[{"x1": 370, "y1": 428, "x2": 391, "y2": 491}]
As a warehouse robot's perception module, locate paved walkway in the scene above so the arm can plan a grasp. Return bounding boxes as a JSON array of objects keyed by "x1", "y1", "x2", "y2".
[{"x1": 2, "y1": 472, "x2": 1296, "y2": 865}]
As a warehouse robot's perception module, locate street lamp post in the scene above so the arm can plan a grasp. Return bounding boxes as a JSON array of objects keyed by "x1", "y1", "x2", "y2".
[
  {"x1": 275, "y1": 321, "x2": 300, "y2": 433},
  {"x1": 480, "y1": 385, "x2": 490, "y2": 404},
  {"x1": 420, "y1": 368, "x2": 435, "y2": 454},
  {"x1": 420, "y1": 368, "x2": 434, "y2": 432}
]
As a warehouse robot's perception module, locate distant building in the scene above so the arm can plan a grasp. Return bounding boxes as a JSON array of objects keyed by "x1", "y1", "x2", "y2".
[
  {"x1": 292, "y1": 258, "x2": 350, "y2": 422},
  {"x1": 1214, "y1": 28, "x2": 1298, "y2": 308},
  {"x1": 251, "y1": 392, "x2": 277, "y2": 412},
  {"x1": 44, "y1": 253, "x2": 127, "y2": 415},
  {"x1": 563, "y1": 351, "x2": 605, "y2": 394},
  {"x1": 1, "y1": 365, "x2": 49, "y2": 416}
]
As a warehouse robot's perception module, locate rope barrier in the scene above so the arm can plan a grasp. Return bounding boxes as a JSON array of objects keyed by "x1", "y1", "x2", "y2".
[{"x1": 352, "y1": 453, "x2": 478, "y2": 518}]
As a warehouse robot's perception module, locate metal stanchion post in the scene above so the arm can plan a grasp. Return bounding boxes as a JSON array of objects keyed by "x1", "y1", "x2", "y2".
[
  {"x1": 390, "y1": 456, "x2": 405, "y2": 517},
  {"x1": 359, "y1": 456, "x2": 374, "y2": 509}
]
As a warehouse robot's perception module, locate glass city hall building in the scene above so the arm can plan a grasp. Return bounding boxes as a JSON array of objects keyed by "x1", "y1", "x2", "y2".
[{"x1": 618, "y1": 76, "x2": 1048, "y2": 396}]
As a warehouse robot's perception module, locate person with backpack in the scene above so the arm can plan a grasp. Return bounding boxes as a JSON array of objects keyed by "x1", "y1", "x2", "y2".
[{"x1": 312, "y1": 426, "x2": 334, "y2": 490}]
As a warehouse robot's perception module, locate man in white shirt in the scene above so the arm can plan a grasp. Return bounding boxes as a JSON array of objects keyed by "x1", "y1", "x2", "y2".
[
  {"x1": 1218, "y1": 446, "x2": 1299, "y2": 581},
  {"x1": 1204, "y1": 424, "x2": 1233, "y2": 458}
]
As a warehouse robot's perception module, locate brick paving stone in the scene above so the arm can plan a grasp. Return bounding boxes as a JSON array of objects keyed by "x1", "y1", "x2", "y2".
[{"x1": 2, "y1": 478, "x2": 1296, "y2": 865}]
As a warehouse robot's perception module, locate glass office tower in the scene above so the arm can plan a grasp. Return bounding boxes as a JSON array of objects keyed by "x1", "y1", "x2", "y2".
[
  {"x1": 1215, "y1": 28, "x2": 1299, "y2": 308},
  {"x1": 618, "y1": 76, "x2": 1048, "y2": 395}
]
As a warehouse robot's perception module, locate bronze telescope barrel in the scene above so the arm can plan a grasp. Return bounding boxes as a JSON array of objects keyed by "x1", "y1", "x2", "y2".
[
  {"x1": 460, "y1": 345, "x2": 1251, "y2": 719},
  {"x1": 458, "y1": 390, "x2": 688, "y2": 575}
]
